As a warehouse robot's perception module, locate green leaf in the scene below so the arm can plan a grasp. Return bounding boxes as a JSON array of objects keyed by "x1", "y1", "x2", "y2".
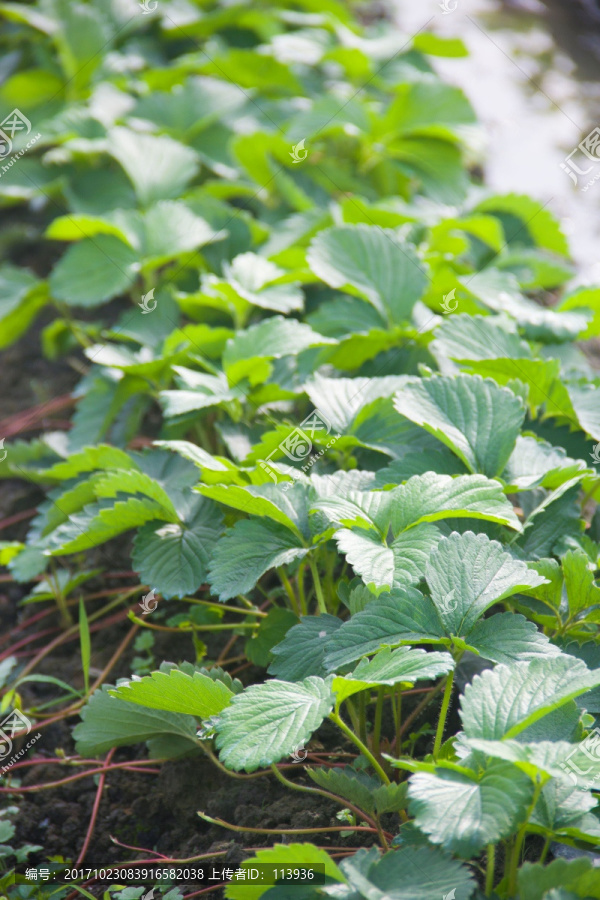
[
  {"x1": 323, "y1": 588, "x2": 445, "y2": 671},
  {"x1": 307, "y1": 224, "x2": 427, "y2": 326},
  {"x1": 132, "y1": 498, "x2": 224, "y2": 600},
  {"x1": 73, "y1": 685, "x2": 198, "y2": 758},
  {"x1": 394, "y1": 374, "x2": 525, "y2": 477},
  {"x1": 245, "y1": 607, "x2": 299, "y2": 668},
  {"x1": 335, "y1": 523, "x2": 441, "y2": 593},
  {"x1": 208, "y1": 518, "x2": 308, "y2": 602},
  {"x1": 215, "y1": 676, "x2": 335, "y2": 772},
  {"x1": 93, "y1": 468, "x2": 179, "y2": 519},
  {"x1": 346, "y1": 646, "x2": 454, "y2": 686},
  {"x1": 198, "y1": 483, "x2": 305, "y2": 538},
  {"x1": 47, "y1": 496, "x2": 169, "y2": 555},
  {"x1": 109, "y1": 128, "x2": 200, "y2": 206},
  {"x1": 389, "y1": 472, "x2": 522, "y2": 533},
  {"x1": 110, "y1": 667, "x2": 233, "y2": 718},
  {"x1": 425, "y1": 531, "x2": 546, "y2": 634},
  {"x1": 41, "y1": 445, "x2": 139, "y2": 481},
  {"x1": 0, "y1": 264, "x2": 47, "y2": 349},
  {"x1": 518, "y1": 858, "x2": 600, "y2": 900},
  {"x1": 430, "y1": 313, "x2": 532, "y2": 364},
  {"x1": 408, "y1": 761, "x2": 534, "y2": 856},
  {"x1": 562, "y1": 549, "x2": 600, "y2": 616},
  {"x1": 336, "y1": 844, "x2": 477, "y2": 900},
  {"x1": 269, "y1": 615, "x2": 342, "y2": 681},
  {"x1": 465, "y1": 612, "x2": 561, "y2": 665},
  {"x1": 464, "y1": 737, "x2": 600, "y2": 788},
  {"x1": 460, "y1": 657, "x2": 600, "y2": 740},
  {"x1": 307, "y1": 766, "x2": 382, "y2": 816},
  {"x1": 224, "y1": 844, "x2": 344, "y2": 900},
  {"x1": 223, "y1": 316, "x2": 333, "y2": 386},
  {"x1": 49, "y1": 235, "x2": 138, "y2": 307},
  {"x1": 474, "y1": 193, "x2": 569, "y2": 255}
]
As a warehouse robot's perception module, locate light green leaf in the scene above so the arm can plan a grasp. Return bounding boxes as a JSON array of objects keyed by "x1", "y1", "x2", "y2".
[
  {"x1": 49, "y1": 235, "x2": 139, "y2": 307},
  {"x1": 224, "y1": 844, "x2": 344, "y2": 900},
  {"x1": 109, "y1": 127, "x2": 199, "y2": 206},
  {"x1": 408, "y1": 761, "x2": 534, "y2": 856},
  {"x1": 215, "y1": 676, "x2": 335, "y2": 772},
  {"x1": 223, "y1": 315, "x2": 334, "y2": 385},
  {"x1": 198, "y1": 483, "x2": 304, "y2": 538},
  {"x1": 389, "y1": 472, "x2": 521, "y2": 533},
  {"x1": 73, "y1": 685, "x2": 198, "y2": 758},
  {"x1": 347, "y1": 646, "x2": 454, "y2": 686},
  {"x1": 307, "y1": 224, "x2": 427, "y2": 326},
  {"x1": 335, "y1": 523, "x2": 440, "y2": 593},
  {"x1": 394, "y1": 374, "x2": 525, "y2": 477},
  {"x1": 111, "y1": 667, "x2": 233, "y2": 718},
  {"x1": 425, "y1": 531, "x2": 546, "y2": 634}
]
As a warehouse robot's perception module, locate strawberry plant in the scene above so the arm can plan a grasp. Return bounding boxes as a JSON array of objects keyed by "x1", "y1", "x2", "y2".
[{"x1": 1, "y1": 0, "x2": 600, "y2": 897}]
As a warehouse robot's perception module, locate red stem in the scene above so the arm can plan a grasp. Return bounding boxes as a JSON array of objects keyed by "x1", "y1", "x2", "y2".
[{"x1": 75, "y1": 749, "x2": 115, "y2": 866}]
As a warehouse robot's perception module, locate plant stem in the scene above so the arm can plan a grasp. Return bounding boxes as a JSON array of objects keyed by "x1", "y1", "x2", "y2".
[
  {"x1": 297, "y1": 563, "x2": 307, "y2": 615},
  {"x1": 329, "y1": 711, "x2": 390, "y2": 785},
  {"x1": 372, "y1": 686, "x2": 385, "y2": 761},
  {"x1": 485, "y1": 843, "x2": 495, "y2": 896},
  {"x1": 507, "y1": 779, "x2": 543, "y2": 895},
  {"x1": 539, "y1": 835, "x2": 550, "y2": 864},
  {"x1": 433, "y1": 669, "x2": 454, "y2": 759},
  {"x1": 393, "y1": 686, "x2": 402, "y2": 752},
  {"x1": 278, "y1": 566, "x2": 300, "y2": 615},
  {"x1": 358, "y1": 692, "x2": 367, "y2": 745},
  {"x1": 309, "y1": 558, "x2": 327, "y2": 614},
  {"x1": 269, "y1": 764, "x2": 389, "y2": 849}
]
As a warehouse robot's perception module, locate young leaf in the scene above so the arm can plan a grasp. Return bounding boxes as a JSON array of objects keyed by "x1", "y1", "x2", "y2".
[
  {"x1": 224, "y1": 844, "x2": 344, "y2": 900},
  {"x1": 73, "y1": 685, "x2": 198, "y2": 758},
  {"x1": 110, "y1": 668, "x2": 233, "y2": 718},
  {"x1": 215, "y1": 676, "x2": 335, "y2": 772}
]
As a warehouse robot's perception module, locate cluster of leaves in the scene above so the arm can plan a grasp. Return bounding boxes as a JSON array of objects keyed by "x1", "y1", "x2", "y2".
[{"x1": 2, "y1": 0, "x2": 600, "y2": 896}]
